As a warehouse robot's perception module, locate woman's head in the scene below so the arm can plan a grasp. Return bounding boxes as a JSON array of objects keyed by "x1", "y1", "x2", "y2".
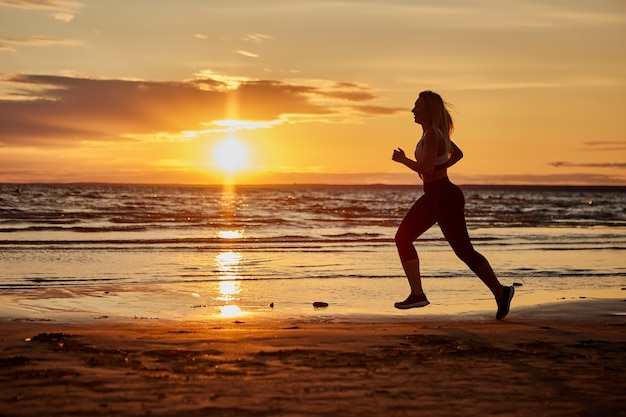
[{"x1": 412, "y1": 91, "x2": 454, "y2": 137}]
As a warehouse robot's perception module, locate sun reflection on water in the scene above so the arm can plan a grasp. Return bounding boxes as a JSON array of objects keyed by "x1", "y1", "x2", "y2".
[
  {"x1": 217, "y1": 281, "x2": 240, "y2": 301},
  {"x1": 215, "y1": 250, "x2": 243, "y2": 270},
  {"x1": 214, "y1": 250, "x2": 245, "y2": 318},
  {"x1": 218, "y1": 230, "x2": 243, "y2": 239},
  {"x1": 212, "y1": 183, "x2": 246, "y2": 318}
]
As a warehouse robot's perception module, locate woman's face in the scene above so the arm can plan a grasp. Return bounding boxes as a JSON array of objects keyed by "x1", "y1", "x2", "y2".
[{"x1": 411, "y1": 98, "x2": 429, "y2": 125}]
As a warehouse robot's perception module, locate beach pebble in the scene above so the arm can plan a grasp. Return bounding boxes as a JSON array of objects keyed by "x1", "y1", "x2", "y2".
[
  {"x1": 313, "y1": 301, "x2": 329, "y2": 308},
  {"x1": 513, "y1": 282, "x2": 523, "y2": 287},
  {"x1": 269, "y1": 302, "x2": 274, "y2": 308}
]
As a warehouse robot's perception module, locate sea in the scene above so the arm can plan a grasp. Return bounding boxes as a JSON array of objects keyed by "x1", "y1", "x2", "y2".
[{"x1": 1, "y1": 183, "x2": 625, "y2": 321}]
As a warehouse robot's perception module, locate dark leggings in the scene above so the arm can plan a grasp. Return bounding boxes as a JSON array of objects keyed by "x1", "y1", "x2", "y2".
[{"x1": 395, "y1": 177, "x2": 486, "y2": 271}]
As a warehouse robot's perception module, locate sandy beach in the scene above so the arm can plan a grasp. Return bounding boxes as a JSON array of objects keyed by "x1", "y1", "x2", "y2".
[{"x1": 1, "y1": 298, "x2": 624, "y2": 417}]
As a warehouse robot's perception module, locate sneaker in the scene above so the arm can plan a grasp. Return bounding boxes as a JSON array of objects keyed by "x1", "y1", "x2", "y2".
[
  {"x1": 496, "y1": 286, "x2": 515, "y2": 320},
  {"x1": 394, "y1": 293, "x2": 430, "y2": 309}
]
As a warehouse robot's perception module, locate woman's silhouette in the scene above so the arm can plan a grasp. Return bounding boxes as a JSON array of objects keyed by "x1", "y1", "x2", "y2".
[{"x1": 392, "y1": 90, "x2": 514, "y2": 320}]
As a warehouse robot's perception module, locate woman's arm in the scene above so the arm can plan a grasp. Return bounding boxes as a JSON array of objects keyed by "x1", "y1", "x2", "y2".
[
  {"x1": 392, "y1": 130, "x2": 439, "y2": 174},
  {"x1": 447, "y1": 140, "x2": 464, "y2": 168},
  {"x1": 392, "y1": 148, "x2": 421, "y2": 173}
]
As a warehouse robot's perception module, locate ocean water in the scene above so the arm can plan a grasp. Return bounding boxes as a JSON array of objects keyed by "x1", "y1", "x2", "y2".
[{"x1": 1, "y1": 183, "x2": 624, "y2": 321}]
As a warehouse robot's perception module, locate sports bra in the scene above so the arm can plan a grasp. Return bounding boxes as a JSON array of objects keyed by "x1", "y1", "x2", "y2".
[{"x1": 414, "y1": 129, "x2": 450, "y2": 170}]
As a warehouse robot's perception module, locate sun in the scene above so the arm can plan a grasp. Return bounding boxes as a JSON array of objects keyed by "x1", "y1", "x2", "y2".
[{"x1": 213, "y1": 137, "x2": 249, "y2": 173}]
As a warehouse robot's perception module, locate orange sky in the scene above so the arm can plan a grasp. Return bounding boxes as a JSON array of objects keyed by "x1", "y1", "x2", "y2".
[{"x1": 1, "y1": 0, "x2": 625, "y2": 185}]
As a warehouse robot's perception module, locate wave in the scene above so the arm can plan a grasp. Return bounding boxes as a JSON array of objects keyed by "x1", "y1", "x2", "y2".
[
  {"x1": 2, "y1": 184, "x2": 625, "y2": 232},
  {"x1": 2, "y1": 270, "x2": 624, "y2": 291}
]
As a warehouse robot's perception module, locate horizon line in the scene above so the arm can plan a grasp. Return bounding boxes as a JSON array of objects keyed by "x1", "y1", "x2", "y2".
[{"x1": 3, "y1": 181, "x2": 626, "y2": 189}]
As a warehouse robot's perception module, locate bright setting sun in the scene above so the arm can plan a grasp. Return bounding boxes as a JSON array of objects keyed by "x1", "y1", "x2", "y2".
[{"x1": 212, "y1": 137, "x2": 249, "y2": 174}]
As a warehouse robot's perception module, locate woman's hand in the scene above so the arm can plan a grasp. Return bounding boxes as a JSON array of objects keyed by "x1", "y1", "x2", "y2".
[
  {"x1": 392, "y1": 147, "x2": 422, "y2": 174},
  {"x1": 392, "y1": 148, "x2": 406, "y2": 163}
]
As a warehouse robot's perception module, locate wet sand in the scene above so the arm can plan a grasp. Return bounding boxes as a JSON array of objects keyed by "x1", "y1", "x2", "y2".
[{"x1": 1, "y1": 298, "x2": 625, "y2": 417}]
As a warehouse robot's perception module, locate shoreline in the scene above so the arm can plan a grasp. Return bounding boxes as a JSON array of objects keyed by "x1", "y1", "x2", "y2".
[
  {"x1": 1, "y1": 298, "x2": 624, "y2": 416},
  {"x1": 4, "y1": 296, "x2": 624, "y2": 334},
  {"x1": 1, "y1": 278, "x2": 622, "y2": 324}
]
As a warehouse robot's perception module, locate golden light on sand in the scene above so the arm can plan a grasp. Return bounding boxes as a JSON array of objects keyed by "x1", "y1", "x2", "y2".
[
  {"x1": 218, "y1": 304, "x2": 244, "y2": 318},
  {"x1": 213, "y1": 136, "x2": 249, "y2": 174}
]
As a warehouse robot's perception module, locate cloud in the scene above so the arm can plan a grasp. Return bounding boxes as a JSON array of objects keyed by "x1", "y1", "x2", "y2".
[
  {"x1": 0, "y1": 0, "x2": 82, "y2": 21},
  {"x1": 0, "y1": 0, "x2": 80, "y2": 10},
  {"x1": 549, "y1": 141, "x2": 626, "y2": 169},
  {"x1": 0, "y1": 36, "x2": 81, "y2": 47},
  {"x1": 236, "y1": 50, "x2": 259, "y2": 58},
  {"x1": 0, "y1": 0, "x2": 83, "y2": 23},
  {"x1": 50, "y1": 11, "x2": 73, "y2": 21},
  {"x1": 319, "y1": 84, "x2": 376, "y2": 102},
  {"x1": 354, "y1": 105, "x2": 405, "y2": 115},
  {"x1": 241, "y1": 33, "x2": 273, "y2": 43},
  {"x1": 0, "y1": 73, "x2": 403, "y2": 147},
  {"x1": 456, "y1": 172, "x2": 626, "y2": 186},
  {"x1": 582, "y1": 141, "x2": 626, "y2": 151},
  {"x1": 549, "y1": 162, "x2": 626, "y2": 169}
]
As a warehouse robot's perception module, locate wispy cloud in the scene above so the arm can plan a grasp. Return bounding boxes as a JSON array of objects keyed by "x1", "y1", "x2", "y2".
[
  {"x1": 50, "y1": 11, "x2": 73, "y2": 21},
  {"x1": 354, "y1": 105, "x2": 404, "y2": 116},
  {"x1": 547, "y1": 141, "x2": 626, "y2": 170},
  {"x1": 0, "y1": 0, "x2": 82, "y2": 21},
  {"x1": 0, "y1": 73, "x2": 402, "y2": 147},
  {"x1": 457, "y1": 172, "x2": 626, "y2": 186},
  {"x1": 233, "y1": 33, "x2": 273, "y2": 58},
  {"x1": 582, "y1": 141, "x2": 626, "y2": 151},
  {"x1": 236, "y1": 50, "x2": 259, "y2": 58},
  {"x1": 241, "y1": 33, "x2": 273, "y2": 43},
  {"x1": 0, "y1": 0, "x2": 80, "y2": 10},
  {"x1": 318, "y1": 83, "x2": 376, "y2": 101},
  {"x1": 549, "y1": 162, "x2": 626, "y2": 169},
  {"x1": 0, "y1": 36, "x2": 81, "y2": 47}
]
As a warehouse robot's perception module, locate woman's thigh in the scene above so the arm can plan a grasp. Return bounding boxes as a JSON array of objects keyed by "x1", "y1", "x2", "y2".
[
  {"x1": 397, "y1": 194, "x2": 438, "y2": 242},
  {"x1": 436, "y1": 184, "x2": 478, "y2": 260}
]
